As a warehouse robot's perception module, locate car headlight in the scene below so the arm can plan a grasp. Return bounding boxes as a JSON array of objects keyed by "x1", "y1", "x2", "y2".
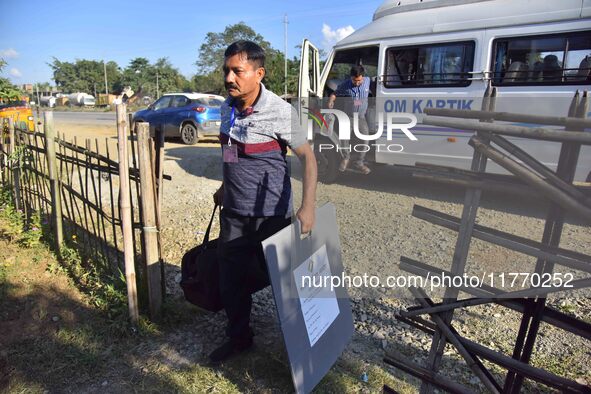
[{"x1": 28, "y1": 116, "x2": 34, "y2": 121}]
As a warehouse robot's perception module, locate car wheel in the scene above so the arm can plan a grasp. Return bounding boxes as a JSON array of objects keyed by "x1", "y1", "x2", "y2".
[
  {"x1": 181, "y1": 123, "x2": 199, "y2": 145},
  {"x1": 314, "y1": 136, "x2": 340, "y2": 184}
]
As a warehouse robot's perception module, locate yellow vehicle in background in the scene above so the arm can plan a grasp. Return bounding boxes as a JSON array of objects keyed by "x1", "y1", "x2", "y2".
[{"x1": 0, "y1": 96, "x2": 35, "y2": 132}]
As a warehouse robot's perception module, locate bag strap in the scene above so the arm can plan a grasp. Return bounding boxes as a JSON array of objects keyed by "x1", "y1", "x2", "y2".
[{"x1": 203, "y1": 204, "x2": 219, "y2": 243}]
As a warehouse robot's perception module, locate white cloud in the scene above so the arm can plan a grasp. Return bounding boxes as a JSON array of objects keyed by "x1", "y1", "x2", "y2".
[
  {"x1": 9, "y1": 68, "x2": 22, "y2": 78},
  {"x1": 0, "y1": 48, "x2": 19, "y2": 59},
  {"x1": 321, "y1": 23, "x2": 355, "y2": 52}
]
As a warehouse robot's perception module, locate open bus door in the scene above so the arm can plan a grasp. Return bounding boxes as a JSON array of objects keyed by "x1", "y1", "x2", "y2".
[
  {"x1": 299, "y1": 39, "x2": 343, "y2": 183},
  {"x1": 298, "y1": 39, "x2": 321, "y2": 130}
]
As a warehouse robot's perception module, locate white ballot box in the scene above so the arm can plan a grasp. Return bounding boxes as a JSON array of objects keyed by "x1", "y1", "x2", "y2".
[{"x1": 262, "y1": 202, "x2": 354, "y2": 394}]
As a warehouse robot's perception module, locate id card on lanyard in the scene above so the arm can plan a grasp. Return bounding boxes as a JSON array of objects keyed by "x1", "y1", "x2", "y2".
[
  {"x1": 353, "y1": 86, "x2": 363, "y2": 108},
  {"x1": 223, "y1": 106, "x2": 239, "y2": 163}
]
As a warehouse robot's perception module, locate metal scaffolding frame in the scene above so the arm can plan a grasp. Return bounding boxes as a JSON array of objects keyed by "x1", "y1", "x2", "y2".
[{"x1": 384, "y1": 87, "x2": 591, "y2": 393}]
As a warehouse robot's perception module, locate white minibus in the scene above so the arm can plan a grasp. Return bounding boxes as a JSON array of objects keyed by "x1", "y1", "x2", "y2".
[{"x1": 299, "y1": 0, "x2": 591, "y2": 183}]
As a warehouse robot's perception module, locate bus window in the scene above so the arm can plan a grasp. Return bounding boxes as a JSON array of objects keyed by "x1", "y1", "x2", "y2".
[
  {"x1": 324, "y1": 46, "x2": 379, "y2": 97},
  {"x1": 492, "y1": 31, "x2": 591, "y2": 85},
  {"x1": 384, "y1": 41, "x2": 475, "y2": 88}
]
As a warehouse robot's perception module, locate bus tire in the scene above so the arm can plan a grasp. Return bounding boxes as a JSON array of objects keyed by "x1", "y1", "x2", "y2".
[{"x1": 314, "y1": 136, "x2": 340, "y2": 184}]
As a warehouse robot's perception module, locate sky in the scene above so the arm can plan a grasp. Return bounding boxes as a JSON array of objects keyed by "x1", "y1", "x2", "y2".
[{"x1": 0, "y1": 0, "x2": 384, "y2": 85}]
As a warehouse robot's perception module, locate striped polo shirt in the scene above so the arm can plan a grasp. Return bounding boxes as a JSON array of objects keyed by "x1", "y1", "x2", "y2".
[{"x1": 219, "y1": 83, "x2": 306, "y2": 217}]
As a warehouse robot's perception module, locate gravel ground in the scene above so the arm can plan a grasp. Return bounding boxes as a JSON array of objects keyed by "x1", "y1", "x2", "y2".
[{"x1": 158, "y1": 140, "x2": 590, "y2": 392}]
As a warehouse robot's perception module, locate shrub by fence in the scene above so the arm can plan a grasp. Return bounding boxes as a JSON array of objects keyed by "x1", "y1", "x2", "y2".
[{"x1": 0, "y1": 105, "x2": 164, "y2": 323}]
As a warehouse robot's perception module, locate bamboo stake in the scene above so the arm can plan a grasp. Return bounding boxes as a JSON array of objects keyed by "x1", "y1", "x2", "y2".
[
  {"x1": 15, "y1": 127, "x2": 29, "y2": 220},
  {"x1": 137, "y1": 122, "x2": 162, "y2": 320},
  {"x1": 31, "y1": 133, "x2": 45, "y2": 214},
  {"x1": 128, "y1": 113, "x2": 142, "y2": 261},
  {"x1": 8, "y1": 118, "x2": 22, "y2": 211},
  {"x1": 105, "y1": 139, "x2": 121, "y2": 267},
  {"x1": 57, "y1": 136, "x2": 74, "y2": 238},
  {"x1": 74, "y1": 137, "x2": 93, "y2": 254},
  {"x1": 43, "y1": 112, "x2": 63, "y2": 248},
  {"x1": 84, "y1": 139, "x2": 101, "y2": 263},
  {"x1": 116, "y1": 104, "x2": 139, "y2": 324},
  {"x1": 95, "y1": 139, "x2": 111, "y2": 269},
  {"x1": 63, "y1": 136, "x2": 84, "y2": 246},
  {"x1": 152, "y1": 129, "x2": 166, "y2": 299}
]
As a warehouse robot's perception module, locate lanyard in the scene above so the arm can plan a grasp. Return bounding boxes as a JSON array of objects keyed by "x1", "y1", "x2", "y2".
[{"x1": 228, "y1": 106, "x2": 236, "y2": 146}]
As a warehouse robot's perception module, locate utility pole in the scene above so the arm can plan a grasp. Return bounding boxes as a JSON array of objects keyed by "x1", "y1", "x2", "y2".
[
  {"x1": 103, "y1": 60, "x2": 109, "y2": 95},
  {"x1": 35, "y1": 83, "x2": 40, "y2": 106},
  {"x1": 284, "y1": 14, "x2": 288, "y2": 98},
  {"x1": 156, "y1": 70, "x2": 159, "y2": 99}
]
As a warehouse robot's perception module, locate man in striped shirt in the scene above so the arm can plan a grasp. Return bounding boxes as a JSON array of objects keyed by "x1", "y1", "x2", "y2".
[{"x1": 209, "y1": 40, "x2": 317, "y2": 363}]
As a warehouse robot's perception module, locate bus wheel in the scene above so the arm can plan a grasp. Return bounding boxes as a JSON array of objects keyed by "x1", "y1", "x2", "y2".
[{"x1": 314, "y1": 137, "x2": 340, "y2": 184}]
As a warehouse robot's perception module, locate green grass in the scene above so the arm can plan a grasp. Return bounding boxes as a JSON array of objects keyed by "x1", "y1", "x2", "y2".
[{"x1": 1, "y1": 187, "x2": 415, "y2": 393}]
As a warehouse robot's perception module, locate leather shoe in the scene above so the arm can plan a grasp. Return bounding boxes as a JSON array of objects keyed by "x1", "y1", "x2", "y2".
[{"x1": 208, "y1": 337, "x2": 253, "y2": 363}]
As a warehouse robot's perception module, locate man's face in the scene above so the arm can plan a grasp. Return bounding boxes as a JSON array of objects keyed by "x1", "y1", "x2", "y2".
[
  {"x1": 223, "y1": 52, "x2": 265, "y2": 100},
  {"x1": 351, "y1": 75, "x2": 364, "y2": 87}
]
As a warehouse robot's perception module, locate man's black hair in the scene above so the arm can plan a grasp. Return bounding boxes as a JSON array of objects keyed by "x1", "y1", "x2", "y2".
[
  {"x1": 350, "y1": 65, "x2": 365, "y2": 77},
  {"x1": 224, "y1": 40, "x2": 265, "y2": 69}
]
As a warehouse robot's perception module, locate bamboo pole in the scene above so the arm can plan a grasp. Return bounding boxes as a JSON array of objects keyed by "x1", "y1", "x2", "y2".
[
  {"x1": 399, "y1": 256, "x2": 591, "y2": 340},
  {"x1": 384, "y1": 353, "x2": 473, "y2": 394},
  {"x1": 424, "y1": 107, "x2": 591, "y2": 129},
  {"x1": 116, "y1": 104, "x2": 139, "y2": 324},
  {"x1": 409, "y1": 287, "x2": 502, "y2": 393},
  {"x1": 105, "y1": 139, "x2": 121, "y2": 267},
  {"x1": 396, "y1": 308, "x2": 590, "y2": 393},
  {"x1": 153, "y1": 128, "x2": 166, "y2": 299},
  {"x1": 136, "y1": 121, "x2": 162, "y2": 320},
  {"x1": 73, "y1": 137, "x2": 92, "y2": 252},
  {"x1": 8, "y1": 118, "x2": 22, "y2": 211},
  {"x1": 43, "y1": 112, "x2": 63, "y2": 248},
  {"x1": 56, "y1": 135, "x2": 74, "y2": 238},
  {"x1": 470, "y1": 136, "x2": 591, "y2": 221},
  {"x1": 95, "y1": 139, "x2": 111, "y2": 269},
  {"x1": 14, "y1": 126, "x2": 29, "y2": 220},
  {"x1": 128, "y1": 113, "x2": 142, "y2": 261},
  {"x1": 0, "y1": 121, "x2": 6, "y2": 185},
  {"x1": 422, "y1": 116, "x2": 591, "y2": 144},
  {"x1": 485, "y1": 133, "x2": 591, "y2": 204}
]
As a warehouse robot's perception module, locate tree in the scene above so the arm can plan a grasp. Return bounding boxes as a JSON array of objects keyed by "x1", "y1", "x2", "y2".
[
  {"x1": 49, "y1": 58, "x2": 123, "y2": 95},
  {"x1": 0, "y1": 58, "x2": 22, "y2": 101},
  {"x1": 196, "y1": 22, "x2": 272, "y2": 74},
  {"x1": 153, "y1": 57, "x2": 189, "y2": 95},
  {"x1": 121, "y1": 57, "x2": 188, "y2": 98},
  {"x1": 194, "y1": 22, "x2": 274, "y2": 94},
  {"x1": 193, "y1": 22, "x2": 305, "y2": 96}
]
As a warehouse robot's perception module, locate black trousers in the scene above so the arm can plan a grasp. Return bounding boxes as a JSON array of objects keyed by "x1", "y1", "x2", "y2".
[{"x1": 217, "y1": 208, "x2": 291, "y2": 341}]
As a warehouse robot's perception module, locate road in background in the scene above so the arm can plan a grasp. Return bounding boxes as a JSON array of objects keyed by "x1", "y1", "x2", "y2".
[{"x1": 50, "y1": 111, "x2": 116, "y2": 125}]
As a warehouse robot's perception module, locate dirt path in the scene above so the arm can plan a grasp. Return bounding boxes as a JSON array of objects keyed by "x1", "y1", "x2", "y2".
[{"x1": 34, "y1": 123, "x2": 591, "y2": 392}]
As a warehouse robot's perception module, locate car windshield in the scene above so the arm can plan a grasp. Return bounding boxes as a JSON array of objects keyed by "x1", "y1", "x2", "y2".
[
  {"x1": 0, "y1": 101, "x2": 28, "y2": 110},
  {"x1": 192, "y1": 98, "x2": 223, "y2": 107}
]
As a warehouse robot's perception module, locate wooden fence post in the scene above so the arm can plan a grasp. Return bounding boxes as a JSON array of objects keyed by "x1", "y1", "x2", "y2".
[
  {"x1": 116, "y1": 104, "x2": 139, "y2": 325},
  {"x1": 8, "y1": 118, "x2": 22, "y2": 211},
  {"x1": 0, "y1": 120, "x2": 5, "y2": 185},
  {"x1": 43, "y1": 112, "x2": 63, "y2": 248},
  {"x1": 154, "y1": 128, "x2": 166, "y2": 299},
  {"x1": 136, "y1": 121, "x2": 162, "y2": 320}
]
